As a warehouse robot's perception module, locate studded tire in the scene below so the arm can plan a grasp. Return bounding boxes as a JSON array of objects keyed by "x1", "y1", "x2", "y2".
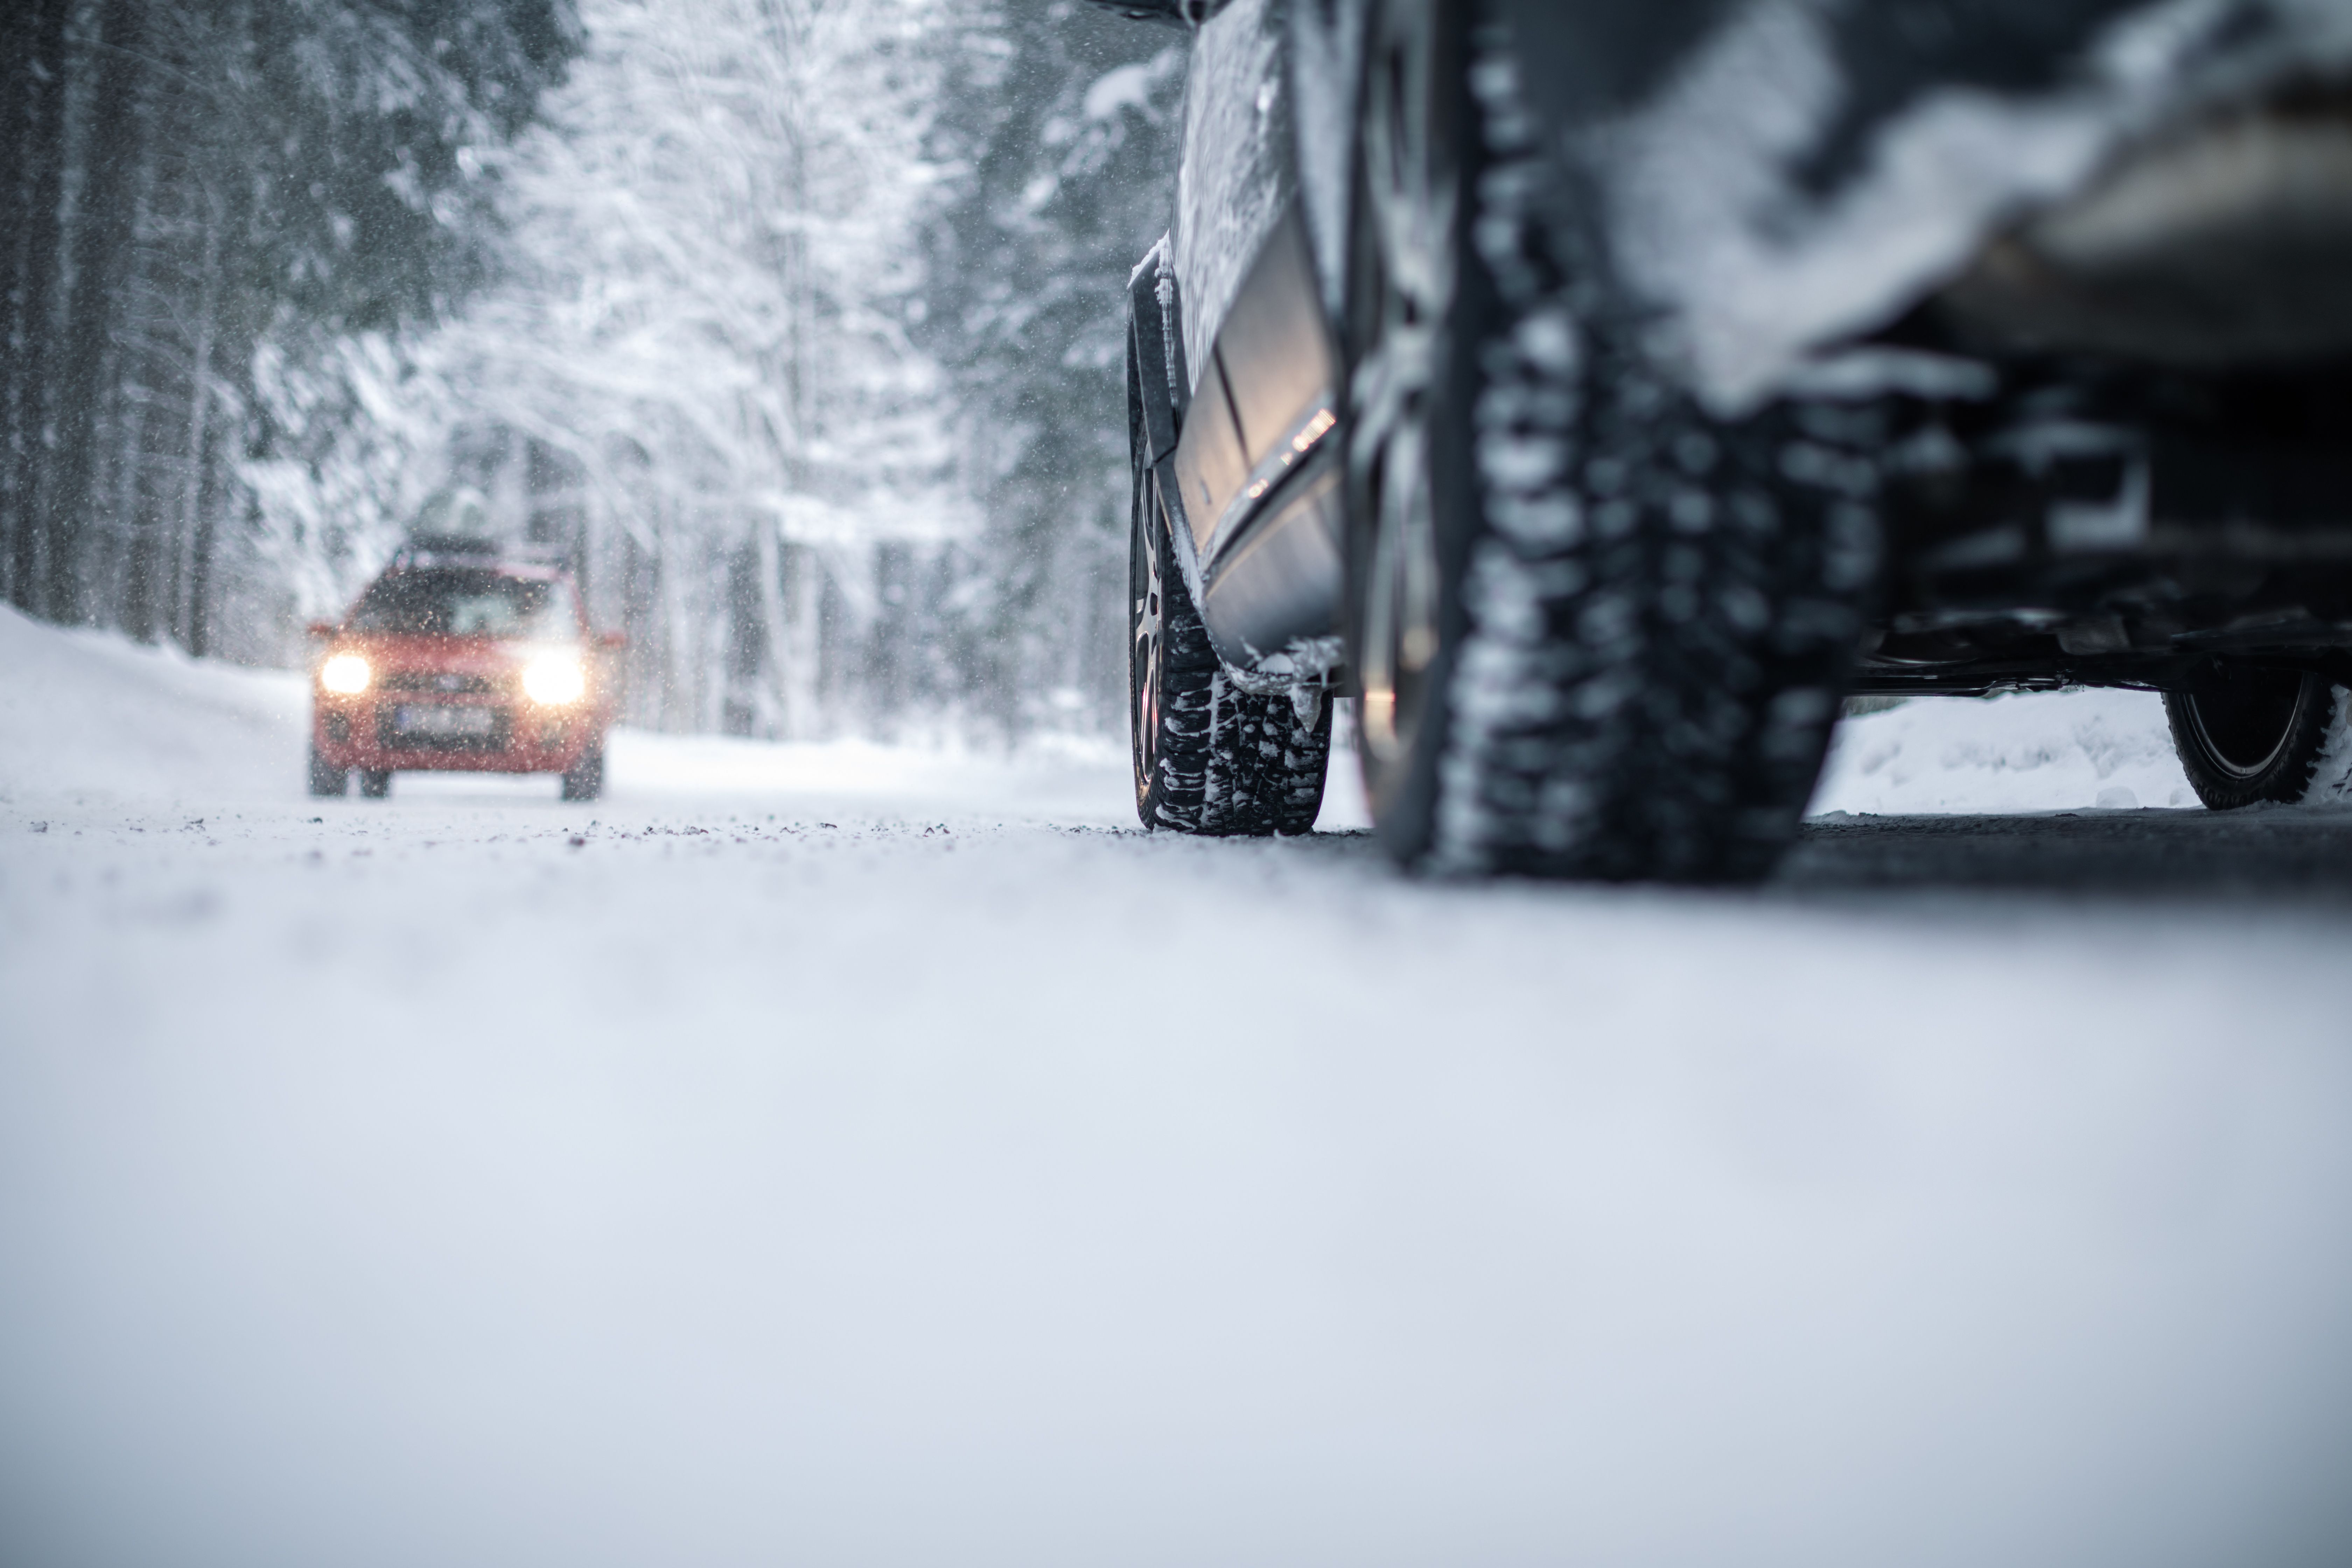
[
  {"x1": 1344, "y1": 0, "x2": 1879, "y2": 881},
  {"x1": 1130, "y1": 459, "x2": 1332, "y2": 836}
]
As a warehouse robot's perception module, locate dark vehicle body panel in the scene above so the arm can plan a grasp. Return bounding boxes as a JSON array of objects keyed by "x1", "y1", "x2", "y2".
[{"x1": 1166, "y1": 205, "x2": 1345, "y2": 664}]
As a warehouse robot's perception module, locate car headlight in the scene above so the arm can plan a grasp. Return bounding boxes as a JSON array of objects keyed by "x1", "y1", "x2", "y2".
[
  {"x1": 319, "y1": 652, "x2": 372, "y2": 695},
  {"x1": 521, "y1": 651, "x2": 587, "y2": 706}
]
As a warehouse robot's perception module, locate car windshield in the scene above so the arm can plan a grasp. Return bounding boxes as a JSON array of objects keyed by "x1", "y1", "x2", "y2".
[{"x1": 348, "y1": 569, "x2": 580, "y2": 639}]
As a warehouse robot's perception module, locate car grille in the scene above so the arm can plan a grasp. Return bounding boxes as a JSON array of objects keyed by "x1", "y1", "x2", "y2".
[
  {"x1": 377, "y1": 706, "x2": 512, "y2": 752},
  {"x1": 380, "y1": 671, "x2": 502, "y2": 694}
]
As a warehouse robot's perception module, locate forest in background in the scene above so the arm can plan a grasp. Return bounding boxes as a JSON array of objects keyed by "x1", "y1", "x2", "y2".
[{"x1": 0, "y1": 0, "x2": 1185, "y2": 741}]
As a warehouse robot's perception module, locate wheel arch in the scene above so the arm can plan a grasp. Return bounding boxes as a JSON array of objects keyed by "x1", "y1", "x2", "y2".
[
  {"x1": 1126, "y1": 236, "x2": 1190, "y2": 471},
  {"x1": 1127, "y1": 238, "x2": 1220, "y2": 627}
]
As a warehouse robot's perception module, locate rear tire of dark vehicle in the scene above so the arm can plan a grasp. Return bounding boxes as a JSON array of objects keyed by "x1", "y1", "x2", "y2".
[
  {"x1": 1343, "y1": 0, "x2": 1876, "y2": 880},
  {"x1": 1130, "y1": 461, "x2": 1331, "y2": 835},
  {"x1": 308, "y1": 748, "x2": 348, "y2": 798},
  {"x1": 358, "y1": 769, "x2": 392, "y2": 799},
  {"x1": 2164, "y1": 668, "x2": 2342, "y2": 808},
  {"x1": 561, "y1": 746, "x2": 606, "y2": 803}
]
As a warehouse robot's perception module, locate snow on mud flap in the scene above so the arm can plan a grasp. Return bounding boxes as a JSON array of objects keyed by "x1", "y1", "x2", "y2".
[{"x1": 1345, "y1": 0, "x2": 1879, "y2": 882}]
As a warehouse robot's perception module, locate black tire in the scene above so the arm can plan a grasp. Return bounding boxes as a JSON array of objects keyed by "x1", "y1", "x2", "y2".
[
  {"x1": 1130, "y1": 461, "x2": 1332, "y2": 835},
  {"x1": 560, "y1": 745, "x2": 606, "y2": 803},
  {"x1": 308, "y1": 747, "x2": 348, "y2": 798},
  {"x1": 1343, "y1": 0, "x2": 1876, "y2": 881},
  {"x1": 2164, "y1": 666, "x2": 2342, "y2": 808},
  {"x1": 357, "y1": 769, "x2": 392, "y2": 799}
]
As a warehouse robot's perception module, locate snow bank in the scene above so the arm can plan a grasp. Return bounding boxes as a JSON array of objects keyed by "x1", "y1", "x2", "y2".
[
  {"x1": 1812, "y1": 689, "x2": 2198, "y2": 816},
  {"x1": 0, "y1": 603, "x2": 311, "y2": 806}
]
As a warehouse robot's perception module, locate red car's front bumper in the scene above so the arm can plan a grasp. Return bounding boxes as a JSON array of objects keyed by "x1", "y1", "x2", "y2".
[{"x1": 313, "y1": 694, "x2": 604, "y2": 774}]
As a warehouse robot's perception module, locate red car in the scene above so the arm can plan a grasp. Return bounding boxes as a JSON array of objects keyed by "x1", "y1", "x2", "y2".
[{"x1": 307, "y1": 542, "x2": 622, "y2": 800}]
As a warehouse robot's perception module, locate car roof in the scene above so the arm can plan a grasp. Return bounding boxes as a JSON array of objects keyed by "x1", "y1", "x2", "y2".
[
  {"x1": 380, "y1": 560, "x2": 566, "y2": 581},
  {"x1": 380, "y1": 538, "x2": 570, "y2": 580}
]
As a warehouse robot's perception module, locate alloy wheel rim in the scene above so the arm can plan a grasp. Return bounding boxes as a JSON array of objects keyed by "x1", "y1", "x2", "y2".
[{"x1": 1352, "y1": 3, "x2": 1454, "y2": 767}]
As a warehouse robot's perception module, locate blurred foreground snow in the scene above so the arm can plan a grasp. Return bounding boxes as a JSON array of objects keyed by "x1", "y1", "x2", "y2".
[{"x1": 3, "y1": 606, "x2": 2349, "y2": 1568}]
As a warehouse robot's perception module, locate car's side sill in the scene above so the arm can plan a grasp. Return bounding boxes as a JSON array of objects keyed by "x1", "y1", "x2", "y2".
[{"x1": 1198, "y1": 444, "x2": 1344, "y2": 673}]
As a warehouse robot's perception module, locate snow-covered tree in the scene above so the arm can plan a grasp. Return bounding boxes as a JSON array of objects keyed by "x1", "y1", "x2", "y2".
[
  {"x1": 366, "y1": 0, "x2": 1187, "y2": 743},
  {"x1": 0, "y1": 0, "x2": 580, "y2": 661},
  {"x1": 379, "y1": 0, "x2": 967, "y2": 735},
  {"x1": 7, "y1": 0, "x2": 1188, "y2": 745},
  {"x1": 920, "y1": 0, "x2": 1186, "y2": 737}
]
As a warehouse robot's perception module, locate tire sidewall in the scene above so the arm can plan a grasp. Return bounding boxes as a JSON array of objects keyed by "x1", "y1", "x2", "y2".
[{"x1": 2165, "y1": 673, "x2": 2340, "y2": 808}]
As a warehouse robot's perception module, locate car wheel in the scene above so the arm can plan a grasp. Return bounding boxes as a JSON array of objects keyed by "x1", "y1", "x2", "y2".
[
  {"x1": 308, "y1": 747, "x2": 348, "y2": 798},
  {"x1": 1130, "y1": 460, "x2": 1331, "y2": 835},
  {"x1": 2164, "y1": 666, "x2": 2344, "y2": 808},
  {"x1": 560, "y1": 745, "x2": 606, "y2": 803},
  {"x1": 357, "y1": 769, "x2": 392, "y2": 799},
  {"x1": 1343, "y1": 0, "x2": 1877, "y2": 880}
]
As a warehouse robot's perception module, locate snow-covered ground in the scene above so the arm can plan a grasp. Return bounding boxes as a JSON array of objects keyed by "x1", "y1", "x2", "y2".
[{"x1": 4, "y1": 603, "x2": 2350, "y2": 1568}]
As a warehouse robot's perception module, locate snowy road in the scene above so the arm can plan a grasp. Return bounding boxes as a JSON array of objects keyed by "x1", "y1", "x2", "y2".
[{"x1": 4, "y1": 607, "x2": 2351, "y2": 1568}]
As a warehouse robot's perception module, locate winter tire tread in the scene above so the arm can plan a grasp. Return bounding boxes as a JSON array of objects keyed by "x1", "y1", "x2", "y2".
[
  {"x1": 1132, "y1": 464, "x2": 1332, "y2": 837},
  {"x1": 1345, "y1": 0, "x2": 1873, "y2": 882}
]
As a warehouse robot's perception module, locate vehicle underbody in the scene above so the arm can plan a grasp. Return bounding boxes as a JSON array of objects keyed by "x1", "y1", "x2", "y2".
[
  {"x1": 1856, "y1": 85, "x2": 2352, "y2": 699},
  {"x1": 1860, "y1": 354, "x2": 2352, "y2": 698}
]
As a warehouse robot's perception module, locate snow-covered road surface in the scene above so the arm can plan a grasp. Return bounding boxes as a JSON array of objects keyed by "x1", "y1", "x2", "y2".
[{"x1": 4, "y1": 606, "x2": 2350, "y2": 1568}]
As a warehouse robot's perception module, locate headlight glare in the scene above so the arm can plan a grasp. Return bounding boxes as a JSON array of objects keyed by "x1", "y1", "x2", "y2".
[
  {"x1": 522, "y1": 651, "x2": 587, "y2": 706},
  {"x1": 320, "y1": 652, "x2": 372, "y2": 695}
]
